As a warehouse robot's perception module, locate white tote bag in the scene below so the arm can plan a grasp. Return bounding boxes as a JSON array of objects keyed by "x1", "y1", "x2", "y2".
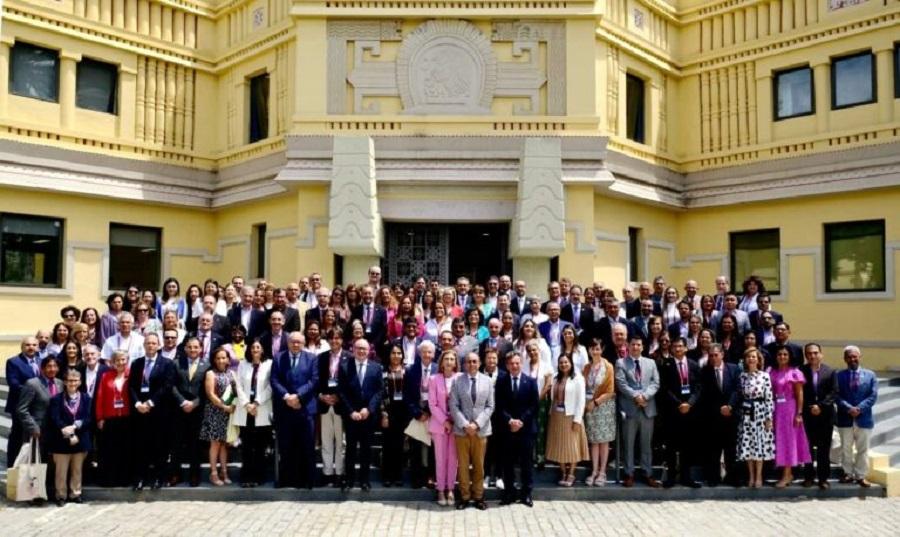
[{"x1": 6, "y1": 439, "x2": 48, "y2": 502}]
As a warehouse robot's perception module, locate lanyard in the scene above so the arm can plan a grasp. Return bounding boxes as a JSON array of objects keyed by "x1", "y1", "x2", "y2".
[{"x1": 65, "y1": 393, "x2": 81, "y2": 417}]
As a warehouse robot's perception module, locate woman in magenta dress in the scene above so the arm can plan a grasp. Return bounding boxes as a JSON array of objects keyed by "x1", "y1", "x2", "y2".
[{"x1": 769, "y1": 347, "x2": 811, "y2": 487}]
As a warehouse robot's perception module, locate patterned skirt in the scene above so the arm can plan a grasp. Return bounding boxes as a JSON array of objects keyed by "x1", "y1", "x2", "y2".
[
  {"x1": 545, "y1": 408, "x2": 589, "y2": 464},
  {"x1": 584, "y1": 399, "x2": 616, "y2": 444}
]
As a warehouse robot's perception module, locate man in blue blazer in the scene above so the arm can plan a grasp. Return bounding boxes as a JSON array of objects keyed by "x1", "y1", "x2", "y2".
[
  {"x1": 5, "y1": 336, "x2": 40, "y2": 467},
  {"x1": 403, "y1": 340, "x2": 439, "y2": 489},
  {"x1": 339, "y1": 338, "x2": 383, "y2": 491},
  {"x1": 538, "y1": 302, "x2": 574, "y2": 356},
  {"x1": 495, "y1": 351, "x2": 539, "y2": 507},
  {"x1": 271, "y1": 332, "x2": 319, "y2": 489},
  {"x1": 834, "y1": 345, "x2": 878, "y2": 487},
  {"x1": 350, "y1": 285, "x2": 388, "y2": 360}
]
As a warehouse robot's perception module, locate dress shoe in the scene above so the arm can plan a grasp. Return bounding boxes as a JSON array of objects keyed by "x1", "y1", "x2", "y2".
[
  {"x1": 384, "y1": 481, "x2": 392, "y2": 488},
  {"x1": 189, "y1": 476, "x2": 200, "y2": 487},
  {"x1": 70, "y1": 496, "x2": 83, "y2": 504},
  {"x1": 858, "y1": 479, "x2": 872, "y2": 488},
  {"x1": 151, "y1": 479, "x2": 163, "y2": 490},
  {"x1": 132, "y1": 480, "x2": 144, "y2": 491},
  {"x1": 622, "y1": 475, "x2": 635, "y2": 488},
  {"x1": 520, "y1": 496, "x2": 534, "y2": 508},
  {"x1": 474, "y1": 500, "x2": 487, "y2": 511},
  {"x1": 499, "y1": 496, "x2": 515, "y2": 506},
  {"x1": 456, "y1": 500, "x2": 470, "y2": 510},
  {"x1": 681, "y1": 480, "x2": 702, "y2": 489},
  {"x1": 168, "y1": 476, "x2": 180, "y2": 487},
  {"x1": 802, "y1": 478, "x2": 814, "y2": 488},
  {"x1": 361, "y1": 482, "x2": 372, "y2": 492},
  {"x1": 31, "y1": 498, "x2": 46, "y2": 507},
  {"x1": 662, "y1": 480, "x2": 676, "y2": 489},
  {"x1": 55, "y1": 498, "x2": 66, "y2": 507},
  {"x1": 645, "y1": 477, "x2": 662, "y2": 488},
  {"x1": 340, "y1": 480, "x2": 350, "y2": 492},
  {"x1": 839, "y1": 475, "x2": 855, "y2": 484},
  {"x1": 818, "y1": 480, "x2": 830, "y2": 490}
]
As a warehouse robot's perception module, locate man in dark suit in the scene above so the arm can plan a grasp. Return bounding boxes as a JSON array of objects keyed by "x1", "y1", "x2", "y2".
[
  {"x1": 508, "y1": 280, "x2": 529, "y2": 315},
  {"x1": 698, "y1": 344, "x2": 741, "y2": 486},
  {"x1": 392, "y1": 317, "x2": 424, "y2": 368},
  {"x1": 540, "y1": 281, "x2": 562, "y2": 313},
  {"x1": 170, "y1": 337, "x2": 208, "y2": 487},
  {"x1": 403, "y1": 340, "x2": 438, "y2": 489},
  {"x1": 228, "y1": 287, "x2": 267, "y2": 342},
  {"x1": 350, "y1": 285, "x2": 388, "y2": 358},
  {"x1": 304, "y1": 288, "x2": 331, "y2": 328},
  {"x1": 488, "y1": 294, "x2": 520, "y2": 335},
  {"x1": 560, "y1": 285, "x2": 593, "y2": 340},
  {"x1": 666, "y1": 301, "x2": 694, "y2": 341},
  {"x1": 630, "y1": 299, "x2": 656, "y2": 339},
  {"x1": 763, "y1": 322, "x2": 804, "y2": 369},
  {"x1": 317, "y1": 327, "x2": 351, "y2": 484},
  {"x1": 478, "y1": 318, "x2": 513, "y2": 369},
  {"x1": 270, "y1": 332, "x2": 319, "y2": 489},
  {"x1": 748, "y1": 293, "x2": 783, "y2": 330},
  {"x1": 128, "y1": 333, "x2": 177, "y2": 490},
  {"x1": 595, "y1": 299, "x2": 634, "y2": 351},
  {"x1": 267, "y1": 288, "x2": 301, "y2": 333},
  {"x1": 659, "y1": 337, "x2": 702, "y2": 488},
  {"x1": 5, "y1": 336, "x2": 40, "y2": 466},
  {"x1": 800, "y1": 343, "x2": 836, "y2": 489},
  {"x1": 538, "y1": 302, "x2": 573, "y2": 356},
  {"x1": 186, "y1": 294, "x2": 231, "y2": 339},
  {"x1": 189, "y1": 313, "x2": 225, "y2": 361},
  {"x1": 495, "y1": 351, "x2": 539, "y2": 506},
  {"x1": 339, "y1": 338, "x2": 384, "y2": 491},
  {"x1": 259, "y1": 311, "x2": 289, "y2": 359}
]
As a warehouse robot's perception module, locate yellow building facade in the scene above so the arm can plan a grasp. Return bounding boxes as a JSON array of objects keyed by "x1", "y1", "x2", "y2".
[{"x1": 0, "y1": 0, "x2": 898, "y2": 369}]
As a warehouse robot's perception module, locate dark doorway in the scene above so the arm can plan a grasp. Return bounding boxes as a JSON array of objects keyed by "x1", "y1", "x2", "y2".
[{"x1": 383, "y1": 223, "x2": 510, "y2": 286}]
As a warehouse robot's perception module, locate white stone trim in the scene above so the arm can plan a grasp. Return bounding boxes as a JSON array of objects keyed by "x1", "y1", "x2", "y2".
[
  {"x1": 164, "y1": 236, "x2": 251, "y2": 288},
  {"x1": 296, "y1": 217, "x2": 329, "y2": 249},
  {"x1": 380, "y1": 199, "x2": 516, "y2": 222},
  {"x1": 0, "y1": 240, "x2": 108, "y2": 299},
  {"x1": 645, "y1": 240, "x2": 730, "y2": 276},
  {"x1": 566, "y1": 221, "x2": 597, "y2": 253}
]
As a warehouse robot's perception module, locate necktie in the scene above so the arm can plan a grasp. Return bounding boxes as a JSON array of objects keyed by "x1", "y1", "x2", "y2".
[
  {"x1": 357, "y1": 361, "x2": 365, "y2": 387},
  {"x1": 470, "y1": 376, "x2": 477, "y2": 404},
  {"x1": 513, "y1": 376, "x2": 519, "y2": 394},
  {"x1": 291, "y1": 354, "x2": 298, "y2": 370},
  {"x1": 679, "y1": 361, "x2": 687, "y2": 384},
  {"x1": 48, "y1": 381, "x2": 57, "y2": 397},
  {"x1": 634, "y1": 359, "x2": 642, "y2": 382},
  {"x1": 850, "y1": 371, "x2": 859, "y2": 391},
  {"x1": 574, "y1": 306, "x2": 580, "y2": 328},
  {"x1": 365, "y1": 305, "x2": 372, "y2": 325},
  {"x1": 29, "y1": 359, "x2": 38, "y2": 376},
  {"x1": 189, "y1": 360, "x2": 198, "y2": 381},
  {"x1": 716, "y1": 368, "x2": 722, "y2": 390}
]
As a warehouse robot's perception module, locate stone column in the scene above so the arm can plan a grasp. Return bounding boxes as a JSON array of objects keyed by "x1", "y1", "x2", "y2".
[
  {"x1": 0, "y1": 37, "x2": 13, "y2": 117},
  {"x1": 118, "y1": 64, "x2": 137, "y2": 139},
  {"x1": 755, "y1": 73, "x2": 773, "y2": 144},
  {"x1": 812, "y1": 61, "x2": 830, "y2": 134},
  {"x1": 60, "y1": 51, "x2": 82, "y2": 129},
  {"x1": 510, "y1": 137, "x2": 566, "y2": 295},
  {"x1": 875, "y1": 47, "x2": 895, "y2": 124},
  {"x1": 328, "y1": 135, "x2": 384, "y2": 284}
]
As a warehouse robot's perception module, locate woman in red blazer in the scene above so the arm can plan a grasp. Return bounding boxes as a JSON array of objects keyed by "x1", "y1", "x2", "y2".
[
  {"x1": 428, "y1": 350, "x2": 460, "y2": 507},
  {"x1": 94, "y1": 350, "x2": 132, "y2": 486}
]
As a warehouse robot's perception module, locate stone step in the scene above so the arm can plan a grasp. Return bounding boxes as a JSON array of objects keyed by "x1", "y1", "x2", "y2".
[
  {"x1": 873, "y1": 439, "x2": 900, "y2": 468},
  {"x1": 873, "y1": 398, "x2": 900, "y2": 424},
  {"x1": 876, "y1": 385, "x2": 900, "y2": 405},
  {"x1": 870, "y1": 414, "x2": 900, "y2": 448}
]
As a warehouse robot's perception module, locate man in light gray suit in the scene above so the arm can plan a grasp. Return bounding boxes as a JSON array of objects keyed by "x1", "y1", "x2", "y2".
[
  {"x1": 450, "y1": 351, "x2": 494, "y2": 511},
  {"x1": 615, "y1": 335, "x2": 662, "y2": 488}
]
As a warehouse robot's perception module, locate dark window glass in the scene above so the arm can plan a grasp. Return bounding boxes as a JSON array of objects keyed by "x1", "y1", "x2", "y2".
[
  {"x1": 825, "y1": 220, "x2": 885, "y2": 293},
  {"x1": 77, "y1": 58, "x2": 118, "y2": 114},
  {"x1": 249, "y1": 73, "x2": 270, "y2": 143},
  {"x1": 0, "y1": 213, "x2": 64, "y2": 287},
  {"x1": 9, "y1": 42, "x2": 59, "y2": 102},
  {"x1": 109, "y1": 224, "x2": 161, "y2": 290},
  {"x1": 626, "y1": 74, "x2": 645, "y2": 143},
  {"x1": 252, "y1": 223, "x2": 267, "y2": 279},
  {"x1": 832, "y1": 52, "x2": 875, "y2": 109},
  {"x1": 730, "y1": 229, "x2": 780, "y2": 294},
  {"x1": 774, "y1": 66, "x2": 813, "y2": 120}
]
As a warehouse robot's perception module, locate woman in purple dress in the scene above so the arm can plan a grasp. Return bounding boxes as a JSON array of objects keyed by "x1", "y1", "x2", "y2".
[{"x1": 769, "y1": 347, "x2": 811, "y2": 488}]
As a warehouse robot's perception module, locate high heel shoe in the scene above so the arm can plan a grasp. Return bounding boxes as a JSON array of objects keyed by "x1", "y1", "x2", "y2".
[
  {"x1": 563, "y1": 474, "x2": 576, "y2": 487},
  {"x1": 221, "y1": 470, "x2": 232, "y2": 485},
  {"x1": 446, "y1": 491, "x2": 455, "y2": 506},
  {"x1": 595, "y1": 473, "x2": 606, "y2": 487},
  {"x1": 210, "y1": 471, "x2": 224, "y2": 486},
  {"x1": 585, "y1": 473, "x2": 596, "y2": 486},
  {"x1": 437, "y1": 491, "x2": 447, "y2": 506}
]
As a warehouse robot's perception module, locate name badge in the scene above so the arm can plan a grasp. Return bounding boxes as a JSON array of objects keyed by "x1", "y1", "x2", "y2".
[
  {"x1": 554, "y1": 404, "x2": 565, "y2": 412},
  {"x1": 680, "y1": 385, "x2": 691, "y2": 395},
  {"x1": 393, "y1": 391, "x2": 403, "y2": 401},
  {"x1": 365, "y1": 325, "x2": 372, "y2": 334},
  {"x1": 140, "y1": 385, "x2": 150, "y2": 393},
  {"x1": 742, "y1": 401, "x2": 753, "y2": 410},
  {"x1": 113, "y1": 398, "x2": 125, "y2": 409},
  {"x1": 328, "y1": 379, "x2": 338, "y2": 388},
  {"x1": 775, "y1": 395, "x2": 786, "y2": 404},
  {"x1": 421, "y1": 391, "x2": 428, "y2": 401}
]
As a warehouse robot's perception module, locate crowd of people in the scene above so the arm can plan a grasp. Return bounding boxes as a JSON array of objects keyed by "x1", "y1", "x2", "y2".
[{"x1": 4, "y1": 269, "x2": 880, "y2": 508}]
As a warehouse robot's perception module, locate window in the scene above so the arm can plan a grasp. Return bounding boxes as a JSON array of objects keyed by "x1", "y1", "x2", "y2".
[
  {"x1": 77, "y1": 58, "x2": 118, "y2": 114},
  {"x1": 109, "y1": 224, "x2": 161, "y2": 290},
  {"x1": 825, "y1": 220, "x2": 885, "y2": 293},
  {"x1": 730, "y1": 229, "x2": 780, "y2": 294},
  {"x1": 248, "y1": 73, "x2": 270, "y2": 143},
  {"x1": 628, "y1": 227, "x2": 642, "y2": 283},
  {"x1": 625, "y1": 74, "x2": 645, "y2": 144},
  {"x1": 9, "y1": 42, "x2": 59, "y2": 102},
  {"x1": 0, "y1": 213, "x2": 64, "y2": 287},
  {"x1": 832, "y1": 51, "x2": 876, "y2": 109},
  {"x1": 774, "y1": 66, "x2": 814, "y2": 120},
  {"x1": 251, "y1": 223, "x2": 267, "y2": 279}
]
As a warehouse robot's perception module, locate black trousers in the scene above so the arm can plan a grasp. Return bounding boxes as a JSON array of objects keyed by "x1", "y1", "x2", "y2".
[
  {"x1": 804, "y1": 417, "x2": 834, "y2": 482},
  {"x1": 381, "y1": 402, "x2": 407, "y2": 483},
  {"x1": 7, "y1": 418, "x2": 23, "y2": 468},
  {"x1": 664, "y1": 413, "x2": 697, "y2": 482},
  {"x1": 484, "y1": 420, "x2": 503, "y2": 479},
  {"x1": 345, "y1": 417, "x2": 376, "y2": 485},
  {"x1": 703, "y1": 415, "x2": 738, "y2": 484},
  {"x1": 275, "y1": 413, "x2": 316, "y2": 488},
  {"x1": 98, "y1": 417, "x2": 132, "y2": 486},
  {"x1": 240, "y1": 423, "x2": 271, "y2": 484},
  {"x1": 132, "y1": 411, "x2": 170, "y2": 483},
  {"x1": 171, "y1": 408, "x2": 204, "y2": 480},
  {"x1": 408, "y1": 437, "x2": 435, "y2": 488},
  {"x1": 502, "y1": 431, "x2": 535, "y2": 499}
]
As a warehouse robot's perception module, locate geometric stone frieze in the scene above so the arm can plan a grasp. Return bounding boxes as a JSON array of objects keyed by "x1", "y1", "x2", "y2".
[
  {"x1": 510, "y1": 137, "x2": 566, "y2": 258},
  {"x1": 328, "y1": 136, "x2": 384, "y2": 256}
]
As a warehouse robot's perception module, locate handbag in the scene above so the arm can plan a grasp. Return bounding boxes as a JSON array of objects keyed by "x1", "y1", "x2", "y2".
[{"x1": 7, "y1": 439, "x2": 48, "y2": 502}]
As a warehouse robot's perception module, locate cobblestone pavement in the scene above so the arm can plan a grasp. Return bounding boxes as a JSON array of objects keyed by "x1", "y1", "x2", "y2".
[{"x1": 1, "y1": 497, "x2": 898, "y2": 536}]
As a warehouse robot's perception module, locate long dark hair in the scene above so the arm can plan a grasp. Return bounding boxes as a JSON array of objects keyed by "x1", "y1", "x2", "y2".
[{"x1": 555, "y1": 354, "x2": 576, "y2": 381}]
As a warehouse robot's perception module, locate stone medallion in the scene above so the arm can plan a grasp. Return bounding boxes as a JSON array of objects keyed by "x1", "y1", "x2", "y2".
[{"x1": 396, "y1": 20, "x2": 497, "y2": 115}]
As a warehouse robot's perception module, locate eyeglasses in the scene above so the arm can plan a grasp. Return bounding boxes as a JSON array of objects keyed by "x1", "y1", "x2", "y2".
[
  {"x1": 164, "y1": 335, "x2": 178, "y2": 339},
  {"x1": 137, "y1": 308, "x2": 149, "y2": 313}
]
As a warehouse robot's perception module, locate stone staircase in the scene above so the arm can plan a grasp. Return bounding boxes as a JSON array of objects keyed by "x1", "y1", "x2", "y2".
[{"x1": 1, "y1": 374, "x2": 898, "y2": 501}]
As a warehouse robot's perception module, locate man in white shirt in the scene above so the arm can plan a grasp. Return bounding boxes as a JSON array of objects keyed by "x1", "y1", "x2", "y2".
[
  {"x1": 159, "y1": 329, "x2": 180, "y2": 360},
  {"x1": 510, "y1": 280, "x2": 529, "y2": 315},
  {"x1": 485, "y1": 276, "x2": 501, "y2": 309},
  {"x1": 101, "y1": 312, "x2": 145, "y2": 364}
]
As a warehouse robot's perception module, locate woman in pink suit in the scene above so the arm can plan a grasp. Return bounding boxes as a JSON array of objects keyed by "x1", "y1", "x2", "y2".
[
  {"x1": 769, "y1": 347, "x2": 811, "y2": 488},
  {"x1": 428, "y1": 349, "x2": 460, "y2": 507}
]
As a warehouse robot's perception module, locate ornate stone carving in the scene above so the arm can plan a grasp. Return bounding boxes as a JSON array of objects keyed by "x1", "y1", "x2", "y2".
[
  {"x1": 327, "y1": 21, "x2": 403, "y2": 114},
  {"x1": 396, "y1": 20, "x2": 497, "y2": 115},
  {"x1": 328, "y1": 136, "x2": 384, "y2": 256},
  {"x1": 492, "y1": 21, "x2": 566, "y2": 115},
  {"x1": 347, "y1": 41, "x2": 399, "y2": 114},
  {"x1": 510, "y1": 138, "x2": 566, "y2": 257}
]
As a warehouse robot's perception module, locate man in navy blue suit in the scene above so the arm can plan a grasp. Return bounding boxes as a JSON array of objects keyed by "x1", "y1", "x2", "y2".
[
  {"x1": 538, "y1": 302, "x2": 574, "y2": 359},
  {"x1": 350, "y1": 285, "x2": 388, "y2": 360},
  {"x1": 339, "y1": 338, "x2": 383, "y2": 491},
  {"x1": 228, "y1": 287, "x2": 266, "y2": 342},
  {"x1": 403, "y1": 340, "x2": 438, "y2": 489},
  {"x1": 5, "y1": 336, "x2": 40, "y2": 466},
  {"x1": 271, "y1": 332, "x2": 319, "y2": 489},
  {"x1": 698, "y1": 344, "x2": 741, "y2": 486},
  {"x1": 495, "y1": 350, "x2": 539, "y2": 507}
]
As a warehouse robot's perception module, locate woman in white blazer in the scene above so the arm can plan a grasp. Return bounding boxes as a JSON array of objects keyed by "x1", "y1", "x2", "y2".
[
  {"x1": 233, "y1": 341, "x2": 273, "y2": 487},
  {"x1": 545, "y1": 354, "x2": 590, "y2": 487}
]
